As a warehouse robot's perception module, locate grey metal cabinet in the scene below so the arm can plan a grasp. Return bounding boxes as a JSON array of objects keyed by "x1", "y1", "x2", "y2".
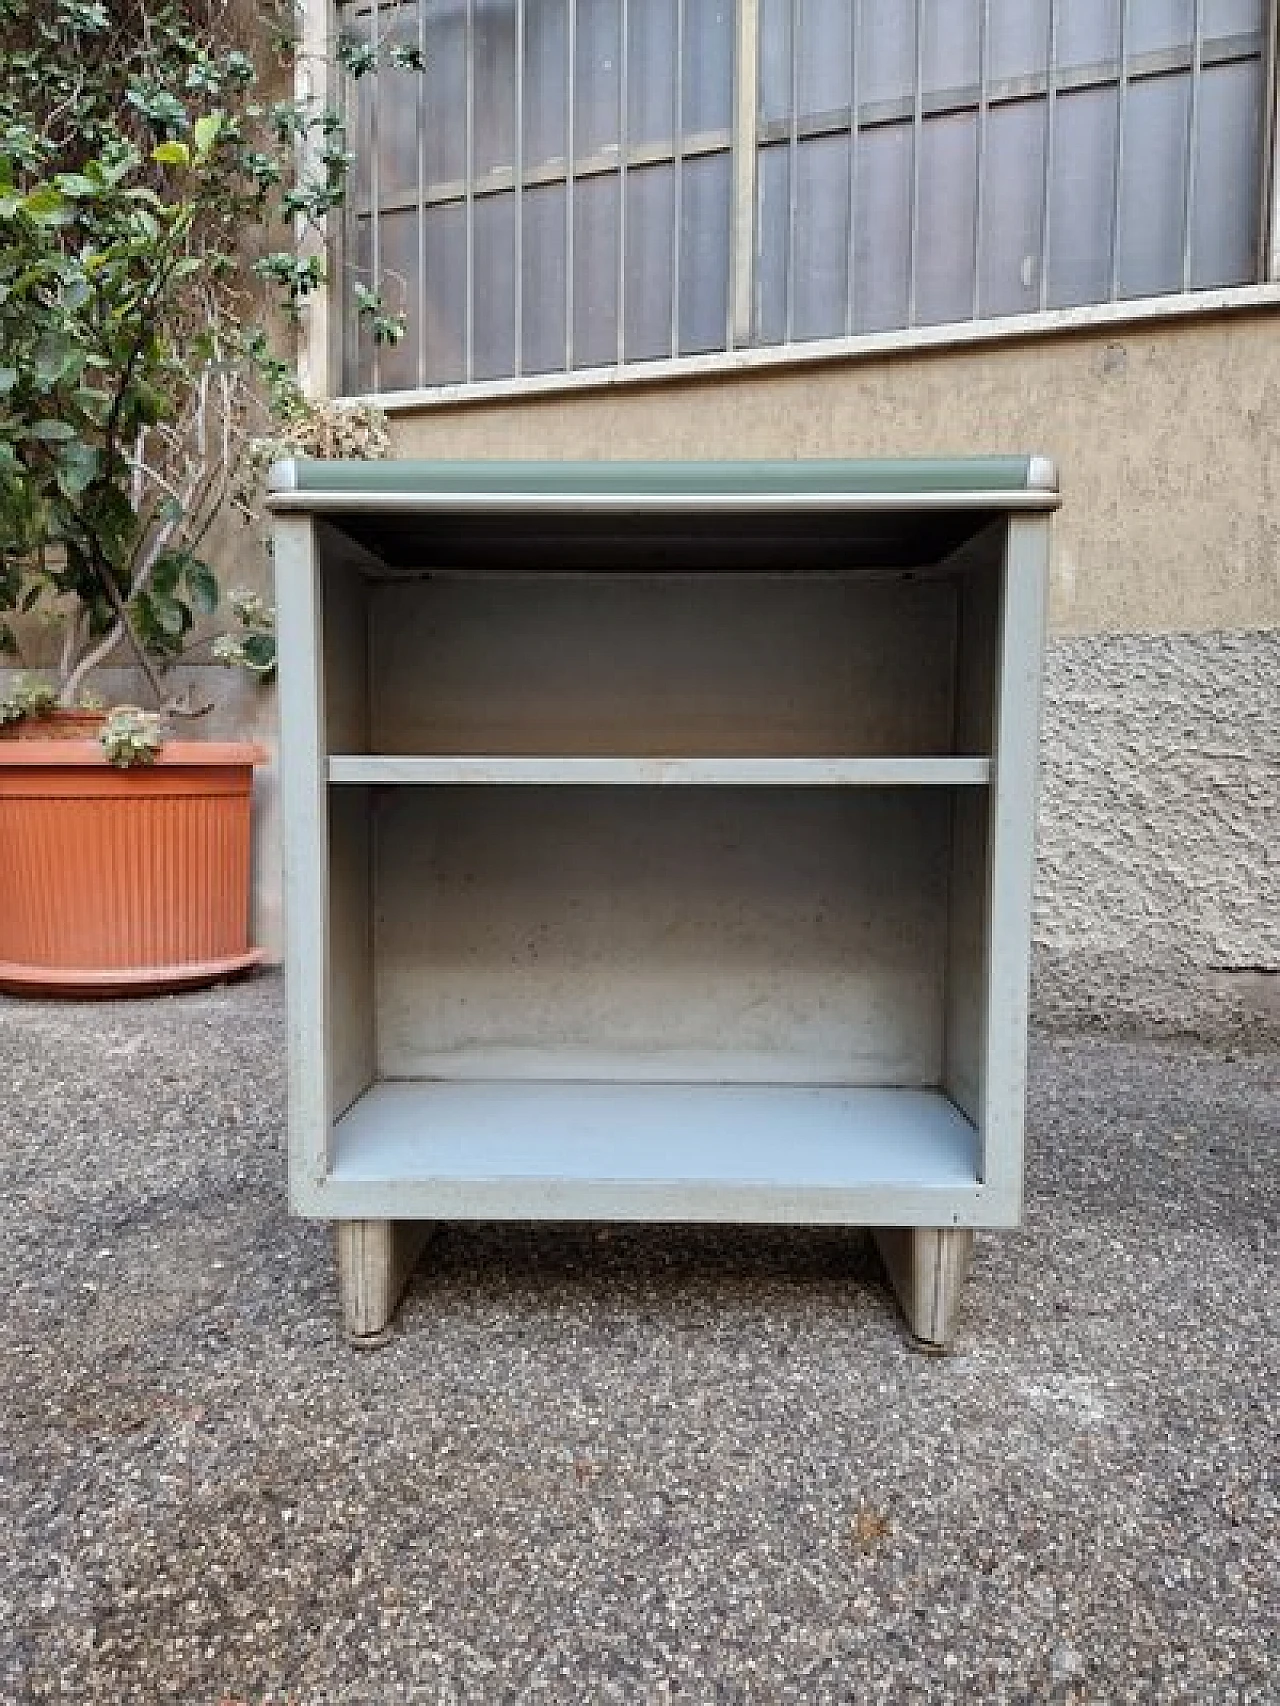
[{"x1": 268, "y1": 457, "x2": 1057, "y2": 1345}]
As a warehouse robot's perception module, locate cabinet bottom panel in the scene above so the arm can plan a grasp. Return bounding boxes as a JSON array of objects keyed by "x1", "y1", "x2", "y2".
[{"x1": 312, "y1": 1080, "x2": 994, "y2": 1224}]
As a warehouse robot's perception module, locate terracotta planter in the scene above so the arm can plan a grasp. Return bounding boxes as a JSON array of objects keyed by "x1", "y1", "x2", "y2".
[
  {"x1": 0, "y1": 740, "x2": 266, "y2": 997},
  {"x1": 0, "y1": 709, "x2": 107, "y2": 741}
]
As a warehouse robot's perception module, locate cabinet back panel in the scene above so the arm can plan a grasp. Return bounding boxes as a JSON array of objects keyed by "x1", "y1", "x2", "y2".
[
  {"x1": 368, "y1": 574, "x2": 960, "y2": 757},
  {"x1": 373, "y1": 788, "x2": 949, "y2": 1085}
]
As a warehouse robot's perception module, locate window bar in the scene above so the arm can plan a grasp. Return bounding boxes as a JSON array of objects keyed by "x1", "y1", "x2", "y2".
[
  {"x1": 566, "y1": 0, "x2": 577, "y2": 368},
  {"x1": 1182, "y1": 0, "x2": 1205, "y2": 291},
  {"x1": 671, "y1": 0, "x2": 685, "y2": 357},
  {"x1": 1109, "y1": 0, "x2": 1130, "y2": 299},
  {"x1": 514, "y1": 0, "x2": 525, "y2": 376},
  {"x1": 906, "y1": 0, "x2": 923, "y2": 327},
  {"x1": 339, "y1": 3, "x2": 358, "y2": 393},
  {"x1": 785, "y1": 0, "x2": 801, "y2": 343},
  {"x1": 730, "y1": 0, "x2": 760, "y2": 346},
  {"x1": 844, "y1": 0, "x2": 861, "y2": 336},
  {"x1": 464, "y1": 0, "x2": 475, "y2": 381},
  {"x1": 971, "y1": 0, "x2": 990, "y2": 320},
  {"x1": 1038, "y1": 0, "x2": 1059, "y2": 311},
  {"x1": 617, "y1": 0, "x2": 628, "y2": 365},
  {"x1": 370, "y1": 1, "x2": 382, "y2": 393},
  {"x1": 1265, "y1": 0, "x2": 1280, "y2": 279},
  {"x1": 416, "y1": 0, "x2": 428, "y2": 387}
]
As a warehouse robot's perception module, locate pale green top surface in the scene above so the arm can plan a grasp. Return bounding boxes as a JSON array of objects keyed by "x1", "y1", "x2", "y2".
[{"x1": 269, "y1": 455, "x2": 1056, "y2": 501}]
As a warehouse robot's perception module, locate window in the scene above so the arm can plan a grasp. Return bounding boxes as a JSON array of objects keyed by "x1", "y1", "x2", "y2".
[{"x1": 339, "y1": 0, "x2": 1271, "y2": 393}]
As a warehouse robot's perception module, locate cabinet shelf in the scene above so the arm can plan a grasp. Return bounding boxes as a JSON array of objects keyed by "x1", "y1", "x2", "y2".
[
  {"x1": 328, "y1": 1080, "x2": 981, "y2": 1222},
  {"x1": 327, "y1": 755, "x2": 992, "y2": 787}
]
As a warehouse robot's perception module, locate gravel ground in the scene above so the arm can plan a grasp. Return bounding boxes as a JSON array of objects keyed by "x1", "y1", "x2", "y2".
[{"x1": 0, "y1": 973, "x2": 1276, "y2": 1706}]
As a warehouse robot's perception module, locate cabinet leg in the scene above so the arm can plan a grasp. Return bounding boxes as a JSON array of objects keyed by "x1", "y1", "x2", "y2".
[
  {"x1": 336, "y1": 1220, "x2": 432, "y2": 1343},
  {"x1": 872, "y1": 1227, "x2": 974, "y2": 1349}
]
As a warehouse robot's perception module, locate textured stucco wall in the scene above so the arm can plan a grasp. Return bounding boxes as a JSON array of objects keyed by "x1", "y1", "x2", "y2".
[
  {"x1": 1035, "y1": 630, "x2": 1280, "y2": 1037},
  {"x1": 388, "y1": 309, "x2": 1280, "y2": 636}
]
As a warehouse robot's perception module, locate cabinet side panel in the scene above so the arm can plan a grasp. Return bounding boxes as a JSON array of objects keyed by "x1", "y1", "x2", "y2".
[
  {"x1": 373, "y1": 788, "x2": 949, "y2": 1085},
  {"x1": 368, "y1": 574, "x2": 959, "y2": 757},
  {"x1": 274, "y1": 515, "x2": 331, "y2": 1197},
  {"x1": 981, "y1": 516, "x2": 1050, "y2": 1209}
]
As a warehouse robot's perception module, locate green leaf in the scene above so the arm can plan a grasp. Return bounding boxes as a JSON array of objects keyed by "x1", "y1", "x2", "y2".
[
  {"x1": 34, "y1": 336, "x2": 81, "y2": 390},
  {"x1": 30, "y1": 420, "x2": 76, "y2": 441},
  {"x1": 192, "y1": 112, "x2": 223, "y2": 161},
  {"x1": 185, "y1": 560, "x2": 219, "y2": 615},
  {"x1": 153, "y1": 595, "x2": 189, "y2": 637},
  {"x1": 238, "y1": 631, "x2": 277, "y2": 672},
  {"x1": 151, "y1": 140, "x2": 190, "y2": 168},
  {"x1": 20, "y1": 186, "x2": 69, "y2": 224},
  {"x1": 150, "y1": 550, "x2": 184, "y2": 597},
  {"x1": 0, "y1": 367, "x2": 16, "y2": 395},
  {"x1": 55, "y1": 443, "x2": 100, "y2": 498}
]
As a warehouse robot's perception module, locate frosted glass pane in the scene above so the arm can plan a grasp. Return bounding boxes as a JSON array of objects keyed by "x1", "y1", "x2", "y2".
[
  {"x1": 759, "y1": 0, "x2": 791, "y2": 127},
  {"x1": 761, "y1": 0, "x2": 791, "y2": 124},
  {"x1": 628, "y1": 0, "x2": 678, "y2": 145},
  {"x1": 524, "y1": 0, "x2": 568, "y2": 169},
  {"x1": 422, "y1": 203, "x2": 468, "y2": 383},
  {"x1": 375, "y1": 211, "x2": 422, "y2": 390},
  {"x1": 921, "y1": 0, "x2": 978, "y2": 97},
  {"x1": 473, "y1": 193, "x2": 516, "y2": 379},
  {"x1": 684, "y1": 0, "x2": 734, "y2": 133},
  {"x1": 423, "y1": 0, "x2": 467, "y2": 189},
  {"x1": 755, "y1": 144, "x2": 789, "y2": 345},
  {"x1": 987, "y1": 0, "x2": 1048, "y2": 84},
  {"x1": 915, "y1": 112, "x2": 976, "y2": 325},
  {"x1": 576, "y1": 0, "x2": 622, "y2": 157},
  {"x1": 377, "y1": 11, "x2": 422, "y2": 202},
  {"x1": 351, "y1": 216, "x2": 374, "y2": 391},
  {"x1": 1191, "y1": 60, "x2": 1262, "y2": 287},
  {"x1": 1116, "y1": 74, "x2": 1189, "y2": 298},
  {"x1": 572, "y1": 176, "x2": 620, "y2": 367},
  {"x1": 521, "y1": 184, "x2": 567, "y2": 373},
  {"x1": 1128, "y1": 2, "x2": 1194, "y2": 58},
  {"x1": 793, "y1": 135, "x2": 851, "y2": 340},
  {"x1": 474, "y1": 0, "x2": 517, "y2": 175},
  {"x1": 1204, "y1": 0, "x2": 1264, "y2": 35},
  {"x1": 1056, "y1": 0, "x2": 1119, "y2": 70},
  {"x1": 625, "y1": 165, "x2": 675, "y2": 360},
  {"x1": 858, "y1": 0, "x2": 916, "y2": 107},
  {"x1": 800, "y1": 0, "x2": 853, "y2": 119},
  {"x1": 679, "y1": 152, "x2": 731, "y2": 353},
  {"x1": 853, "y1": 122, "x2": 911, "y2": 331},
  {"x1": 349, "y1": 13, "x2": 374, "y2": 210},
  {"x1": 979, "y1": 101, "x2": 1045, "y2": 316},
  {"x1": 1048, "y1": 87, "x2": 1116, "y2": 308}
]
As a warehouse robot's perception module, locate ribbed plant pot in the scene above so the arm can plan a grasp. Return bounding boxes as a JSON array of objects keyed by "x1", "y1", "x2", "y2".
[{"x1": 0, "y1": 740, "x2": 266, "y2": 997}]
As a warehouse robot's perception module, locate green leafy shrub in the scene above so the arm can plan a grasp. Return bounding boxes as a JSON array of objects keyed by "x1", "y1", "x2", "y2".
[{"x1": 0, "y1": 0, "x2": 415, "y2": 708}]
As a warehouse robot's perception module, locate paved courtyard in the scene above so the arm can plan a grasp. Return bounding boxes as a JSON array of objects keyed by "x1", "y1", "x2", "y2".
[{"x1": 0, "y1": 975, "x2": 1275, "y2": 1704}]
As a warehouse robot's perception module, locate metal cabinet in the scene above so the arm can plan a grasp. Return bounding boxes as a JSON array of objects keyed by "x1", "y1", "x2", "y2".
[{"x1": 268, "y1": 457, "x2": 1057, "y2": 1344}]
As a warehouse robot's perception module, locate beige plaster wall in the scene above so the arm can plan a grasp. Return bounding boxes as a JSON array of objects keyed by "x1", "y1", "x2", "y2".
[{"x1": 388, "y1": 308, "x2": 1280, "y2": 636}]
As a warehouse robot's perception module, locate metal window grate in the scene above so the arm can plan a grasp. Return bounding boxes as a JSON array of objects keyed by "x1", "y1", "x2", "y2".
[{"x1": 340, "y1": 0, "x2": 1269, "y2": 392}]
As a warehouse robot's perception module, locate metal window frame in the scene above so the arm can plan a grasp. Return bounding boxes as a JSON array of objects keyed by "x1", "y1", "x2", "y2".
[{"x1": 306, "y1": 0, "x2": 1280, "y2": 402}]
